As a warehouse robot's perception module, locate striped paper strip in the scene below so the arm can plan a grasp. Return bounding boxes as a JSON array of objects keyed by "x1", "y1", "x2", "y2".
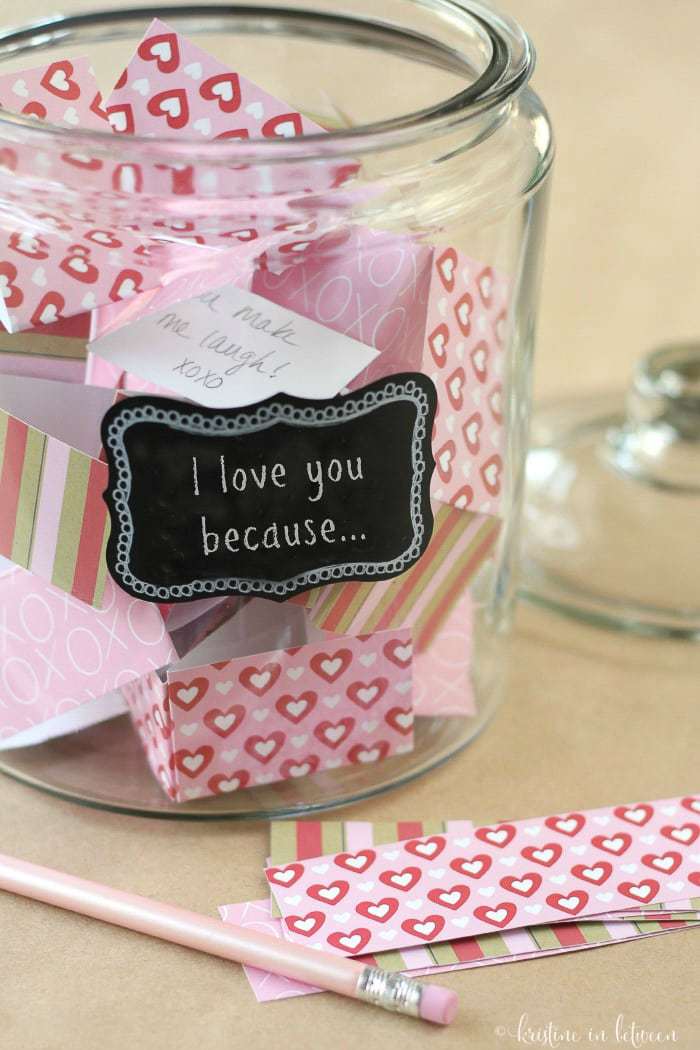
[
  {"x1": 297, "y1": 506, "x2": 499, "y2": 651},
  {"x1": 0, "y1": 410, "x2": 110, "y2": 608},
  {"x1": 269, "y1": 820, "x2": 700, "y2": 970}
]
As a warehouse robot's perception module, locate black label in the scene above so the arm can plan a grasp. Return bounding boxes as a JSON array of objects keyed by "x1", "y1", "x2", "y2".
[{"x1": 101, "y1": 373, "x2": 436, "y2": 603}]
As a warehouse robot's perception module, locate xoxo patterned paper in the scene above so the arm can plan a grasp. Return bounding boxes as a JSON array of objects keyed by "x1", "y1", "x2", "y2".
[
  {"x1": 125, "y1": 629, "x2": 414, "y2": 802},
  {"x1": 0, "y1": 565, "x2": 174, "y2": 744},
  {"x1": 266, "y1": 796, "x2": 700, "y2": 956}
]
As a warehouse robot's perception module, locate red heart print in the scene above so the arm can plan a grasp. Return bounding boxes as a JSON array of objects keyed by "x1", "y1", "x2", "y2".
[
  {"x1": 108, "y1": 269, "x2": 143, "y2": 302},
  {"x1": 137, "y1": 31, "x2": 180, "y2": 74},
  {"x1": 488, "y1": 383, "x2": 503, "y2": 424},
  {"x1": 170, "y1": 746, "x2": 214, "y2": 779},
  {"x1": 244, "y1": 731, "x2": 285, "y2": 765},
  {"x1": 203, "y1": 705, "x2": 246, "y2": 739},
  {"x1": 84, "y1": 229, "x2": 122, "y2": 248},
  {"x1": 436, "y1": 247, "x2": 457, "y2": 293},
  {"x1": 614, "y1": 803, "x2": 654, "y2": 826},
  {"x1": 404, "y1": 836, "x2": 446, "y2": 861},
  {"x1": 475, "y1": 824, "x2": 516, "y2": 848},
  {"x1": 446, "y1": 367, "x2": 466, "y2": 410},
  {"x1": 212, "y1": 661, "x2": 230, "y2": 671},
  {"x1": 279, "y1": 756, "x2": 320, "y2": 780},
  {"x1": 618, "y1": 879, "x2": 660, "y2": 903},
  {"x1": 267, "y1": 863, "x2": 304, "y2": 887},
  {"x1": 170, "y1": 677, "x2": 209, "y2": 711},
  {"x1": 207, "y1": 770, "x2": 250, "y2": 795},
  {"x1": 454, "y1": 291, "x2": 473, "y2": 336},
  {"x1": 477, "y1": 266, "x2": 494, "y2": 307},
  {"x1": 385, "y1": 706, "x2": 413, "y2": 736},
  {"x1": 661, "y1": 823, "x2": 699, "y2": 846},
  {"x1": 262, "y1": 112, "x2": 303, "y2": 138},
  {"x1": 462, "y1": 412, "x2": 483, "y2": 455},
  {"x1": 470, "y1": 341, "x2": 489, "y2": 382},
  {"x1": 500, "y1": 872, "x2": 543, "y2": 897},
  {"x1": 285, "y1": 912, "x2": 325, "y2": 938},
  {"x1": 347, "y1": 741, "x2": 390, "y2": 764},
  {"x1": 379, "y1": 866, "x2": 421, "y2": 892},
  {"x1": 313, "y1": 717, "x2": 355, "y2": 750},
  {"x1": 335, "y1": 850, "x2": 376, "y2": 874},
  {"x1": 30, "y1": 292, "x2": 64, "y2": 327},
  {"x1": 428, "y1": 323, "x2": 449, "y2": 367},
  {"x1": 310, "y1": 649, "x2": 352, "y2": 683},
  {"x1": 147, "y1": 89, "x2": 190, "y2": 130},
  {"x1": 112, "y1": 162, "x2": 143, "y2": 192},
  {"x1": 480, "y1": 454, "x2": 503, "y2": 497},
  {"x1": 346, "y1": 677, "x2": 388, "y2": 708},
  {"x1": 215, "y1": 128, "x2": 250, "y2": 141},
  {"x1": 0, "y1": 147, "x2": 17, "y2": 171},
  {"x1": 275, "y1": 691, "x2": 317, "y2": 724},
  {"x1": 450, "y1": 854, "x2": 492, "y2": 879},
  {"x1": 427, "y1": 885, "x2": 470, "y2": 911},
  {"x1": 688, "y1": 872, "x2": 700, "y2": 888},
  {"x1": 356, "y1": 897, "x2": 399, "y2": 923},
  {"x1": 383, "y1": 638, "x2": 413, "y2": 669},
  {"x1": 59, "y1": 248, "x2": 99, "y2": 284},
  {"x1": 239, "y1": 661, "x2": 282, "y2": 696},
  {"x1": 22, "y1": 101, "x2": 47, "y2": 119},
  {"x1": 400, "y1": 915, "x2": 445, "y2": 942},
  {"x1": 106, "y1": 103, "x2": 135, "y2": 135},
  {"x1": 546, "y1": 891, "x2": 589, "y2": 916},
  {"x1": 453, "y1": 485, "x2": 474, "y2": 509},
  {"x1": 10, "y1": 231, "x2": 49, "y2": 258},
  {"x1": 200, "y1": 73, "x2": 242, "y2": 113},
  {"x1": 0, "y1": 262, "x2": 23, "y2": 308},
  {"x1": 326, "y1": 928, "x2": 371, "y2": 954},
  {"x1": 473, "y1": 902, "x2": 517, "y2": 928},
  {"x1": 90, "y1": 92, "x2": 109, "y2": 122},
  {"x1": 435, "y1": 440, "x2": 456, "y2": 483},
  {"x1": 591, "y1": 833, "x2": 632, "y2": 856},
  {"x1": 570, "y1": 862, "x2": 613, "y2": 886},
  {"x1": 61, "y1": 152, "x2": 103, "y2": 171},
  {"x1": 641, "y1": 852, "x2": 682, "y2": 875},
  {"x1": 544, "y1": 813, "x2": 586, "y2": 837},
  {"x1": 307, "y1": 880, "x2": 349, "y2": 905},
  {"x1": 682, "y1": 796, "x2": 700, "y2": 816},
  {"x1": 40, "y1": 61, "x2": 80, "y2": 100}
]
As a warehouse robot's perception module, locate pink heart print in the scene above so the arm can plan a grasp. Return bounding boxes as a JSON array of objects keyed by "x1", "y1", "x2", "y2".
[
  {"x1": 266, "y1": 795, "x2": 700, "y2": 954},
  {"x1": 123, "y1": 628, "x2": 415, "y2": 802},
  {"x1": 105, "y1": 19, "x2": 325, "y2": 141},
  {"x1": 0, "y1": 57, "x2": 106, "y2": 128}
]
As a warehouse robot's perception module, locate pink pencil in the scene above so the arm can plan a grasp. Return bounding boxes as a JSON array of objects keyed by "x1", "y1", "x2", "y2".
[{"x1": 0, "y1": 851, "x2": 457, "y2": 1025}]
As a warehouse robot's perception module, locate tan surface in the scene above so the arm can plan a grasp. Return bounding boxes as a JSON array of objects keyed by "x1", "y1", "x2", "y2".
[{"x1": 1, "y1": 3, "x2": 700, "y2": 1049}]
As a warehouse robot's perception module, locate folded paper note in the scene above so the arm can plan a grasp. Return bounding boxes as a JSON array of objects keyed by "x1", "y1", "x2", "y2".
[
  {"x1": 266, "y1": 796, "x2": 700, "y2": 955},
  {"x1": 88, "y1": 284, "x2": 379, "y2": 407},
  {"x1": 219, "y1": 897, "x2": 700, "y2": 1003},
  {"x1": 101, "y1": 376, "x2": 436, "y2": 604},
  {"x1": 124, "y1": 612, "x2": 414, "y2": 801}
]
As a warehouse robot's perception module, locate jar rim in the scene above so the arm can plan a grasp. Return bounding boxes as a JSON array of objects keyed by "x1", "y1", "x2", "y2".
[{"x1": 0, "y1": 2, "x2": 535, "y2": 161}]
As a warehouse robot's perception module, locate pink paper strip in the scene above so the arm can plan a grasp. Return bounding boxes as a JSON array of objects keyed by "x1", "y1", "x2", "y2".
[{"x1": 266, "y1": 795, "x2": 700, "y2": 956}]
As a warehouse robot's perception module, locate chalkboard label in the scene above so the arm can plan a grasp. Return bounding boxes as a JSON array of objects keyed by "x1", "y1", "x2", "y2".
[{"x1": 101, "y1": 374, "x2": 437, "y2": 603}]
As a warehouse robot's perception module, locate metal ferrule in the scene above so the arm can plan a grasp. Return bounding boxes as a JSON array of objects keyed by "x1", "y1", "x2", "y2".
[{"x1": 355, "y1": 965, "x2": 423, "y2": 1018}]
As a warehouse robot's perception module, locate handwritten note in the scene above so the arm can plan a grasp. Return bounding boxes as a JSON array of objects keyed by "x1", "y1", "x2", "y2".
[{"x1": 88, "y1": 285, "x2": 379, "y2": 408}]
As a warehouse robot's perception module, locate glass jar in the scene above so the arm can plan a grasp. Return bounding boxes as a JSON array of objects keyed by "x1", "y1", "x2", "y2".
[{"x1": 0, "y1": 1, "x2": 553, "y2": 817}]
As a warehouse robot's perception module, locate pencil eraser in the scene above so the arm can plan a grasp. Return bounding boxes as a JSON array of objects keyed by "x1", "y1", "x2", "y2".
[{"x1": 420, "y1": 985, "x2": 459, "y2": 1025}]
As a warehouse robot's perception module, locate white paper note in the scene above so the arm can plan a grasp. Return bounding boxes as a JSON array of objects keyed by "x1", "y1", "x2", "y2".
[{"x1": 88, "y1": 285, "x2": 379, "y2": 408}]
